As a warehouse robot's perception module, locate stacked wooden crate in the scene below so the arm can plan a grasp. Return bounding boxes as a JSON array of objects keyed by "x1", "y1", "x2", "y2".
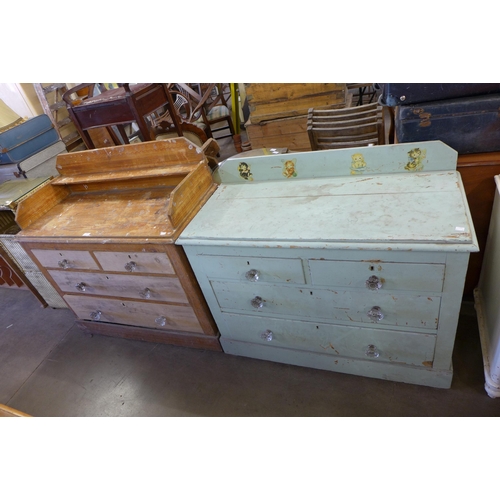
[{"x1": 244, "y1": 84, "x2": 346, "y2": 152}]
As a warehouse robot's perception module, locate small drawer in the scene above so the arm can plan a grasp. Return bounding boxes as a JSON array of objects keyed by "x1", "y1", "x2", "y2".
[
  {"x1": 31, "y1": 249, "x2": 99, "y2": 270},
  {"x1": 94, "y1": 251, "x2": 174, "y2": 275},
  {"x1": 199, "y1": 255, "x2": 305, "y2": 284},
  {"x1": 48, "y1": 270, "x2": 189, "y2": 304},
  {"x1": 64, "y1": 295, "x2": 203, "y2": 333},
  {"x1": 308, "y1": 259, "x2": 445, "y2": 292},
  {"x1": 220, "y1": 313, "x2": 436, "y2": 367},
  {"x1": 211, "y1": 281, "x2": 441, "y2": 330}
]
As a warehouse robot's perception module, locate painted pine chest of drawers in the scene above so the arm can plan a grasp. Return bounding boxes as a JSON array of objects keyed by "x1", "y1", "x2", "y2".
[
  {"x1": 14, "y1": 138, "x2": 220, "y2": 351},
  {"x1": 177, "y1": 141, "x2": 479, "y2": 387}
]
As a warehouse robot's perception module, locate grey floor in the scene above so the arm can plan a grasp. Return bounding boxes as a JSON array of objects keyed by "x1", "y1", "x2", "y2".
[{"x1": 1, "y1": 132, "x2": 500, "y2": 417}]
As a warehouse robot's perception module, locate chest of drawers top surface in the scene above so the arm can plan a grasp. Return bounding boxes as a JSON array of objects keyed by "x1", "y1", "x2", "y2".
[
  {"x1": 14, "y1": 138, "x2": 216, "y2": 244},
  {"x1": 178, "y1": 141, "x2": 478, "y2": 252}
]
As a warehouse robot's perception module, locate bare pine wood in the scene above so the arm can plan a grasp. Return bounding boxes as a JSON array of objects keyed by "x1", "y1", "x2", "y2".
[
  {"x1": 16, "y1": 139, "x2": 220, "y2": 349},
  {"x1": 0, "y1": 403, "x2": 32, "y2": 417},
  {"x1": 55, "y1": 138, "x2": 204, "y2": 177},
  {"x1": 245, "y1": 83, "x2": 346, "y2": 123},
  {"x1": 14, "y1": 183, "x2": 71, "y2": 230},
  {"x1": 168, "y1": 161, "x2": 217, "y2": 228},
  {"x1": 246, "y1": 115, "x2": 312, "y2": 152}
]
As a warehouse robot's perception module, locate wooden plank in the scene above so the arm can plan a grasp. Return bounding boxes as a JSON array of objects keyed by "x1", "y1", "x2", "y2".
[
  {"x1": 245, "y1": 84, "x2": 347, "y2": 123},
  {"x1": 55, "y1": 137, "x2": 204, "y2": 177},
  {"x1": 168, "y1": 161, "x2": 217, "y2": 228},
  {"x1": 15, "y1": 183, "x2": 71, "y2": 230},
  {"x1": 166, "y1": 244, "x2": 218, "y2": 336},
  {"x1": 0, "y1": 403, "x2": 31, "y2": 417},
  {"x1": 16, "y1": 188, "x2": 175, "y2": 239},
  {"x1": 75, "y1": 319, "x2": 222, "y2": 351},
  {"x1": 51, "y1": 165, "x2": 194, "y2": 186},
  {"x1": 246, "y1": 115, "x2": 312, "y2": 152}
]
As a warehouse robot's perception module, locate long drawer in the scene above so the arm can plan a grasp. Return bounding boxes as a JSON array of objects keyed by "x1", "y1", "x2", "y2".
[
  {"x1": 211, "y1": 280, "x2": 441, "y2": 330},
  {"x1": 221, "y1": 313, "x2": 436, "y2": 367},
  {"x1": 64, "y1": 295, "x2": 203, "y2": 333},
  {"x1": 48, "y1": 270, "x2": 189, "y2": 303}
]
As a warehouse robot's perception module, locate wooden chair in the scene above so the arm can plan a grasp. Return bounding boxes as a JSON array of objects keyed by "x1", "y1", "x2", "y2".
[
  {"x1": 307, "y1": 102, "x2": 385, "y2": 150},
  {"x1": 62, "y1": 83, "x2": 184, "y2": 149},
  {"x1": 173, "y1": 83, "x2": 236, "y2": 140}
]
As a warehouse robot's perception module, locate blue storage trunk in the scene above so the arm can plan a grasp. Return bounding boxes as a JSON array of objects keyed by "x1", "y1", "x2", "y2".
[
  {"x1": 0, "y1": 114, "x2": 59, "y2": 164},
  {"x1": 395, "y1": 93, "x2": 500, "y2": 154},
  {"x1": 378, "y1": 83, "x2": 500, "y2": 107}
]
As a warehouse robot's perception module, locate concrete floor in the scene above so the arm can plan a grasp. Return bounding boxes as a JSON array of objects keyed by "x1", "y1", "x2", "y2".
[
  {"x1": 1, "y1": 286, "x2": 500, "y2": 417},
  {"x1": 2, "y1": 131, "x2": 500, "y2": 417}
]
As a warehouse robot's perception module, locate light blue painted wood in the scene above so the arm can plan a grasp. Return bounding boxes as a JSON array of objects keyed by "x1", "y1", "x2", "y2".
[
  {"x1": 220, "y1": 313, "x2": 436, "y2": 366},
  {"x1": 198, "y1": 254, "x2": 305, "y2": 284},
  {"x1": 219, "y1": 338, "x2": 452, "y2": 389},
  {"x1": 179, "y1": 170, "x2": 478, "y2": 252},
  {"x1": 214, "y1": 141, "x2": 458, "y2": 184},
  {"x1": 178, "y1": 142, "x2": 478, "y2": 388},
  {"x1": 308, "y1": 259, "x2": 445, "y2": 292},
  {"x1": 210, "y1": 280, "x2": 441, "y2": 331}
]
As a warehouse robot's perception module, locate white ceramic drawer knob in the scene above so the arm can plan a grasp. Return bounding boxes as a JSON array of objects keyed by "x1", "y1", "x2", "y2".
[
  {"x1": 366, "y1": 275, "x2": 382, "y2": 290},
  {"x1": 260, "y1": 330, "x2": 274, "y2": 342},
  {"x1": 90, "y1": 310, "x2": 102, "y2": 321},
  {"x1": 124, "y1": 261, "x2": 137, "y2": 272},
  {"x1": 245, "y1": 269, "x2": 260, "y2": 282},
  {"x1": 139, "y1": 287, "x2": 151, "y2": 299},
  {"x1": 155, "y1": 316, "x2": 167, "y2": 327},
  {"x1": 58, "y1": 259, "x2": 71, "y2": 269},
  {"x1": 367, "y1": 306, "x2": 384, "y2": 321},
  {"x1": 75, "y1": 282, "x2": 87, "y2": 292},
  {"x1": 365, "y1": 344, "x2": 380, "y2": 358},
  {"x1": 251, "y1": 296, "x2": 264, "y2": 309}
]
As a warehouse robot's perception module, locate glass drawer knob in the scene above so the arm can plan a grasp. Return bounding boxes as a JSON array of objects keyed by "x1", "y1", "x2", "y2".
[
  {"x1": 58, "y1": 259, "x2": 70, "y2": 269},
  {"x1": 90, "y1": 310, "x2": 102, "y2": 321},
  {"x1": 251, "y1": 296, "x2": 264, "y2": 309},
  {"x1": 365, "y1": 344, "x2": 380, "y2": 358},
  {"x1": 366, "y1": 275, "x2": 382, "y2": 290},
  {"x1": 261, "y1": 330, "x2": 273, "y2": 342},
  {"x1": 155, "y1": 316, "x2": 167, "y2": 327},
  {"x1": 125, "y1": 261, "x2": 137, "y2": 272},
  {"x1": 245, "y1": 269, "x2": 260, "y2": 282},
  {"x1": 75, "y1": 282, "x2": 87, "y2": 292},
  {"x1": 367, "y1": 306, "x2": 384, "y2": 321},
  {"x1": 139, "y1": 287, "x2": 151, "y2": 299}
]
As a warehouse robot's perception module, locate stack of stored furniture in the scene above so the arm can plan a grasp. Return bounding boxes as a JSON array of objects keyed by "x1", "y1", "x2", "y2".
[
  {"x1": 0, "y1": 177, "x2": 67, "y2": 308},
  {"x1": 178, "y1": 140, "x2": 478, "y2": 388},
  {"x1": 378, "y1": 83, "x2": 500, "y2": 296},
  {"x1": 244, "y1": 84, "x2": 347, "y2": 152},
  {"x1": 15, "y1": 138, "x2": 220, "y2": 350}
]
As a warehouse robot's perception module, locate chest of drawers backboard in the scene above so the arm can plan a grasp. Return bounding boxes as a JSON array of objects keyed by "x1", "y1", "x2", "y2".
[
  {"x1": 177, "y1": 141, "x2": 479, "y2": 387},
  {"x1": 15, "y1": 138, "x2": 220, "y2": 351}
]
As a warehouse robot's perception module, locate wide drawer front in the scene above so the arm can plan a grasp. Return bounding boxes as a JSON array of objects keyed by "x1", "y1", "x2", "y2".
[
  {"x1": 221, "y1": 313, "x2": 436, "y2": 367},
  {"x1": 211, "y1": 281, "x2": 441, "y2": 330},
  {"x1": 199, "y1": 255, "x2": 305, "y2": 284},
  {"x1": 31, "y1": 249, "x2": 99, "y2": 270},
  {"x1": 93, "y1": 251, "x2": 174, "y2": 274},
  {"x1": 64, "y1": 295, "x2": 203, "y2": 333},
  {"x1": 48, "y1": 270, "x2": 189, "y2": 303},
  {"x1": 308, "y1": 259, "x2": 445, "y2": 292}
]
